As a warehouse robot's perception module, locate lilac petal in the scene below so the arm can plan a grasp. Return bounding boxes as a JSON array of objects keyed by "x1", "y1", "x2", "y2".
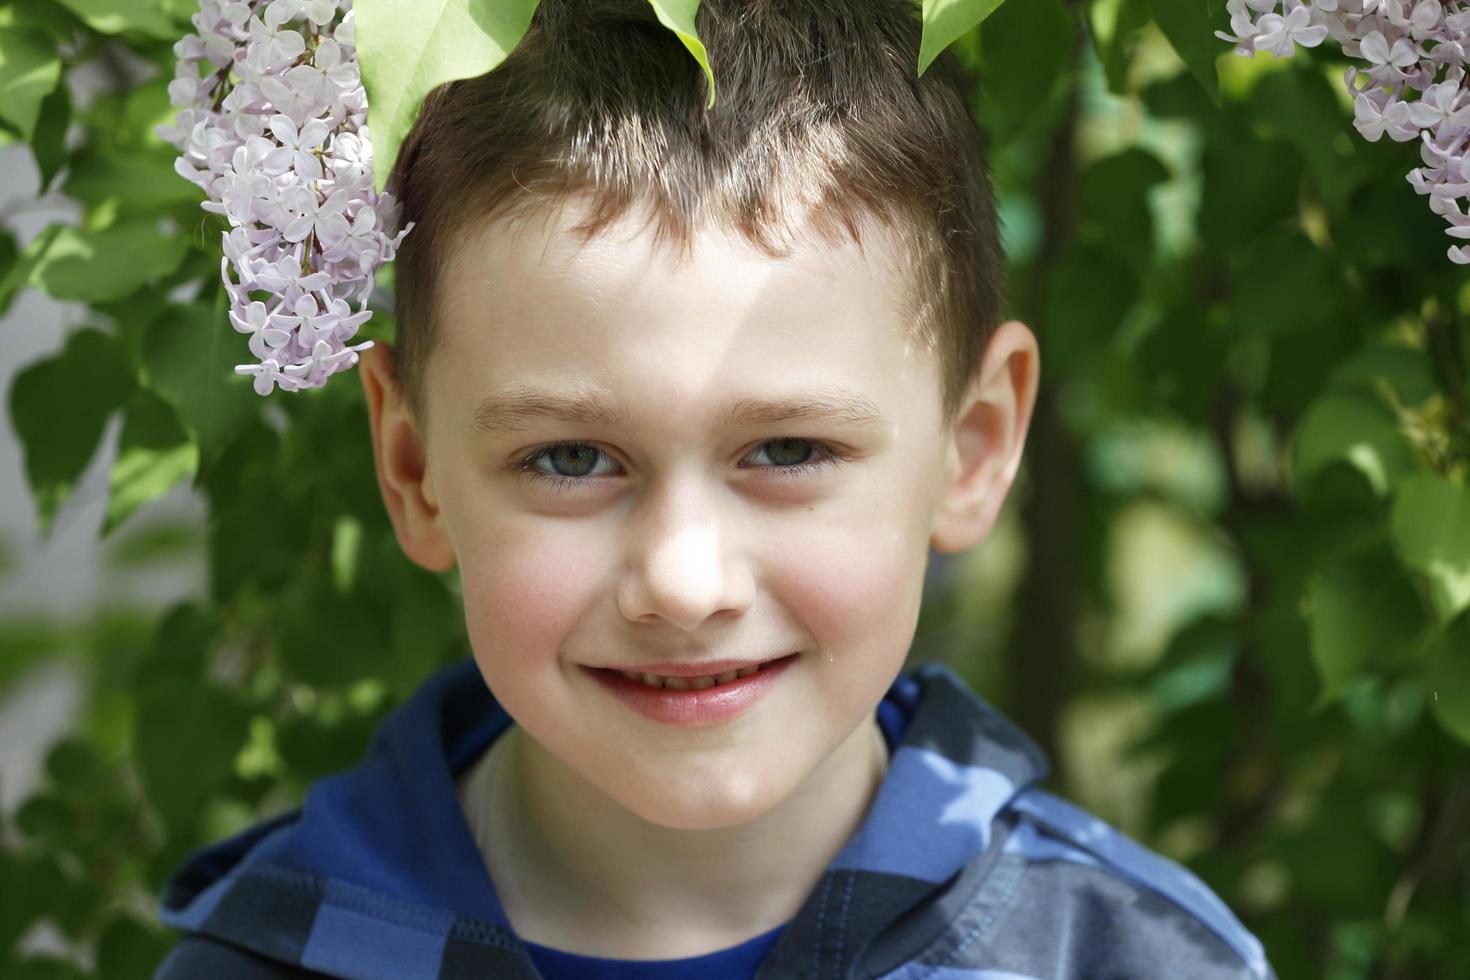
[
  {"x1": 283, "y1": 214, "x2": 315, "y2": 242},
  {"x1": 1295, "y1": 25, "x2": 1330, "y2": 48},
  {"x1": 1361, "y1": 30, "x2": 1392, "y2": 64},
  {"x1": 268, "y1": 113, "x2": 298, "y2": 144},
  {"x1": 321, "y1": 188, "x2": 351, "y2": 215},
  {"x1": 293, "y1": 152, "x2": 324, "y2": 181},
  {"x1": 261, "y1": 327, "x2": 292, "y2": 349},
  {"x1": 262, "y1": 146, "x2": 295, "y2": 174},
  {"x1": 300, "y1": 118, "x2": 329, "y2": 147},
  {"x1": 1389, "y1": 39, "x2": 1420, "y2": 68}
]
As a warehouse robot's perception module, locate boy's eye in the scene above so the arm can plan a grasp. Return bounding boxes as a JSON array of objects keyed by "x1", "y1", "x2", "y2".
[
  {"x1": 536, "y1": 443, "x2": 614, "y2": 479},
  {"x1": 512, "y1": 438, "x2": 845, "y2": 489},
  {"x1": 748, "y1": 438, "x2": 820, "y2": 467}
]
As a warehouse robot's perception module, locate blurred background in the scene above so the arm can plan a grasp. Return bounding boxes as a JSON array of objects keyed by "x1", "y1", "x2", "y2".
[{"x1": 1, "y1": 0, "x2": 1468, "y2": 977}]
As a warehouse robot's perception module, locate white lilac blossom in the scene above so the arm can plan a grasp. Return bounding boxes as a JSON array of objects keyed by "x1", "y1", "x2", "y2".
[
  {"x1": 159, "y1": 0, "x2": 412, "y2": 395},
  {"x1": 1217, "y1": 0, "x2": 1470, "y2": 264}
]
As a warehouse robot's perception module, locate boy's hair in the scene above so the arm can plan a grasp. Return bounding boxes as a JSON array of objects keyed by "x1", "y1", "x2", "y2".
[{"x1": 389, "y1": 0, "x2": 1006, "y2": 427}]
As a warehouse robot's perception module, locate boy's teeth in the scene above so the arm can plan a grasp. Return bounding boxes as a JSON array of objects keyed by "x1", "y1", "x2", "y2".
[{"x1": 618, "y1": 662, "x2": 765, "y2": 689}]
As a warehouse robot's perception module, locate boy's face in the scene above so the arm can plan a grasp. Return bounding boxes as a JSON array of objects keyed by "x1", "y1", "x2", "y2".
[{"x1": 361, "y1": 198, "x2": 1037, "y2": 832}]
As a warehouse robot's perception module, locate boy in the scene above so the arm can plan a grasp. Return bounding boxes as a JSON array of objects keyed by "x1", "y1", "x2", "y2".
[{"x1": 155, "y1": 1, "x2": 1274, "y2": 977}]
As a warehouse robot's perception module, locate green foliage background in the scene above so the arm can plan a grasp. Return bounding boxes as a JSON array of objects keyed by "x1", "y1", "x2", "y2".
[{"x1": 2, "y1": 0, "x2": 1469, "y2": 976}]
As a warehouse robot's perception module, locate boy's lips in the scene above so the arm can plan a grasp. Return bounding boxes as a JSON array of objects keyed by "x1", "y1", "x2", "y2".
[
  {"x1": 590, "y1": 654, "x2": 795, "y2": 678},
  {"x1": 583, "y1": 653, "x2": 799, "y2": 726}
]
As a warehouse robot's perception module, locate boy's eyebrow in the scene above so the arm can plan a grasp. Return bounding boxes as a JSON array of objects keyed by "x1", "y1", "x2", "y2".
[{"x1": 469, "y1": 386, "x2": 886, "y2": 434}]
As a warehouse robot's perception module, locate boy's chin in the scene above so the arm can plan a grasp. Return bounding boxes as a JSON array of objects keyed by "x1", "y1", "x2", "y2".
[{"x1": 595, "y1": 768, "x2": 785, "y2": 833}]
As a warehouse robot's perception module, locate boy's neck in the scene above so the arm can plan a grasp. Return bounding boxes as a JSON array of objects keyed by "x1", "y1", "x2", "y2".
[{"x1": 459, "y1": 712, "x2": 890, "y2": 960}]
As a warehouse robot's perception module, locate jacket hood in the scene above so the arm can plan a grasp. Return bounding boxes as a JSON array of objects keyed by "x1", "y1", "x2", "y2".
[{"x1": 157, "y1": 657, "x2": 1049, "y2": 978}]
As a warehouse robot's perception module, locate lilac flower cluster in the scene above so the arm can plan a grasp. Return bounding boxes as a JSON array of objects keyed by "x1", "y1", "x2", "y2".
[
  {"x1": 158, "y1": 0, "x2": 412, "y2": 395},
  {"x1": 1217, "y1": 0, "x2": 1470, "y2": 264}
]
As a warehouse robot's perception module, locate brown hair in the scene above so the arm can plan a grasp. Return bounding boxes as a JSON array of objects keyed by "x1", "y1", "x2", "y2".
[{"x1": 388, "y1": 0, "x2": 1006, "y2": 427}]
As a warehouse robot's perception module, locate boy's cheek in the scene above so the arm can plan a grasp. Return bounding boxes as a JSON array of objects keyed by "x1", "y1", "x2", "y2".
[
  {"x1": 456, "y1": 527, "x2": 608, "y2": 672},
  {"x1": 445, "y1": 474, "x2": 930, "y2": 670},
  {"x1": 767, "y1": 519, "x2": 926, "y2": 656}
]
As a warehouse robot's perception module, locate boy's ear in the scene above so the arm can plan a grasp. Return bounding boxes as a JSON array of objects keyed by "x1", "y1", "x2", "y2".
[
  {"x1": 930, "y1": 320, "x2": 1040, "y2": 554},
  {"x1": 358, "y1": 343, "x2": 457, "y2": 572}
]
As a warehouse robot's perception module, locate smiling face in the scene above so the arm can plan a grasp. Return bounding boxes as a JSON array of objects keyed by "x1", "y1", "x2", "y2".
[{"x1": 361, "y1": 196, "x2": 1038, "y2": 835}]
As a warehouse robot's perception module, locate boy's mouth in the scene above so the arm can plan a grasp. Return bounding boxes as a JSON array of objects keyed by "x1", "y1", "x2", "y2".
[
  {"x1": 585, "y1": 653, "x2": 800, "y2": 726},
  {"x1": 590, "y1": 653, "x2": 800, "y2": 691}
]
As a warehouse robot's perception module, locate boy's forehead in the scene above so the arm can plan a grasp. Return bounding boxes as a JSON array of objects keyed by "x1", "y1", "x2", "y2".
[
  {"x1": 439, "y1": 194, "x2": 913, "y2": 319},
  {"x1": 428, "y1": 195, "x2": 940, "y2": 426}
]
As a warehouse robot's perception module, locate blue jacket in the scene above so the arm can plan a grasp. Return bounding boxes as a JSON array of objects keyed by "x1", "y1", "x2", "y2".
[{"x1": 154, "y1": 657, "x2": 1275, "y2": 979}]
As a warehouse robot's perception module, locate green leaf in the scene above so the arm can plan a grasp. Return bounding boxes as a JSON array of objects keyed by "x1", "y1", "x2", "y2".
[
  {"x1": 1336, "y1": 162, "x2": 1448, "y2": 270},
  {"x1": 1428, "y1": 611, "x2": 1470, "y2": 746},
  {"x1": 0, "y1": 617, "x2": 68, "y2": 692},
  {"x1": 104, "y1": 518, "x2": 202, "y2": 568},
  {"x1": 0, "y1": 227, "x2": 18, "y2": 316},
  {"x1": 1306, "y1": 550, "x2": 1424, "y2": 703},
  {"x1": 919, "y1": 0, "x2": 1007, "y2": 76},
  {"x1": 277, "y1": 705, "x2": 382, "y2": 782},
  {"x1": 0, "y1": 0, "x2": 87, "y2": 42},
  {"x1": 331, "y1": 515, "x2": 363, "y2": 593},
  {"x1": 384, "y1": 557, "x2": 461, "y2": 698},
  {"x1": 8, "y1": 328, "x2": 137, "y2": 536},
  {"x1": 5, "y1": 955, "x2": 92, "y2": 980},
  {"x1": 280, "y1": 577, "x2": 390, "y2": 688},
  {"x1": 646, "y1": 0, "x2": 716, "y2": 108},
  {"x1": 1391, "y1": 473, "x2": 1470, "y2": 625},
  {"x1": 1260, "y1": 326, "x2": 1360, "y2": 421},
  {"x1": 65, "y1": 146, "x2": 200, "y2": 216},
  {"x1": 1292, "y1": 391, "x2": 1417, "y2": 499},
  {"x1": 1147, "y1": 0, "x2": 1222, "y2": 107},
  {"x1": 1090, "y1": 0, "x2": 1152, "y2": 96},
  {"x1": 1250, "y1": 65, "x2": 1352, "y2": 197},
  {"x1": 202, "y1": 422, "x2": 299, "y2": 599},
  {"x1": 116, "y1": 75, "x2": 183, "y2": 151},
  {"x1": 43, "y1": 738, "x2": 100, "y2": 786},
  {"x1": 1143, "y1": 69, "x2": 1215, "y2": 119},
  {"x1": 1327, "y1": 341, "x2": 1439, "y2": 408},
  {"x1": 0, "y1": 851, "x2": 38, "y2": 954},
  {"x1": 104, "y1": 388, "x2": 198, "y2": 536},
  {"x1": 1229, "y1": 231, "x2": 1340, "y2": 337},
  {"x1": 22, "y1": 220, "x2": 189, "y2": 303},
  {"x1": 155, "y1": 0, "x2": 199, "y2": 21},
  {"x1": 141, "y1": 299, "x2": 259, "y2": 471},
  {"x1": 1198, "y1": 128, "x2": 1300, "y2": 249},
  {"x1": 0, "y1": 28, "x2": 62, "y2": 140},
  {"x1": 146, "y1": 600, "x2": 216, "y2": 679},
  {"x1": 134, "y1": 676, "x2": 250, "y2": 832},
  {"x1": 1131, "y1": 305, "x2": 1232, "y2": 423},
  {"x1": 29, "y1": 80, "x2": 69, "y2": 190},
  {"x1": 0, "y1": 222, "x2": 59, "y2": 308},
  {"x1": 974, "y1": 0, "x2": 1073, "y2": 141},
  {"x1": 51, "y1": 0, "x2": 177, "y2": 39},
  {"x1": 1080, "y1": 147, "x2": 1171, "y2": 272},
  {"x1": 95, "y1": 915, "x2": 174, "y2": 980},
  {"x1": 1145, "y1": 616, "x2": 1239, "y2": 714},
  {"x1": 355, "y1": 0, "x2": 541, "y2": 193},
  {"x1": 14, "y1": 793, "x2": 69, "y2": 844},
  {"x1": 1044, "y1": 241, "x2": 1138, "y2": 378}
]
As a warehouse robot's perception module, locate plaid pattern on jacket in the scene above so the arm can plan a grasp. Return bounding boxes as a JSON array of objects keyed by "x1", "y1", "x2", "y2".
[{"x1": 154, "y1": 656, "x2": 1274, "y2": 979}]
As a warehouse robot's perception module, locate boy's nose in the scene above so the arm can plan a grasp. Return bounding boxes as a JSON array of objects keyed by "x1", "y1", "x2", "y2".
[{"x1": 616, "y1": 498, "x2": 755, "y2": 631}]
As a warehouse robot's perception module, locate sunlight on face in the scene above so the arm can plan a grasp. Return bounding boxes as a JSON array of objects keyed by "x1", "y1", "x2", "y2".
[{"x1": 423, "y1": 198, "x2": 955, "y2": 831}]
